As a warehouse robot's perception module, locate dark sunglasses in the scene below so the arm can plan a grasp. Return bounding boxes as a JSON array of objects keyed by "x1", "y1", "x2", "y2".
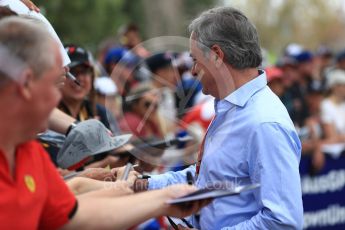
[
  {"x1": 70, "y1": 66, "x2": 93, "y2": 77},
  {"x1": 143, "y1": 100, "x2": 158, "y2": 110}
]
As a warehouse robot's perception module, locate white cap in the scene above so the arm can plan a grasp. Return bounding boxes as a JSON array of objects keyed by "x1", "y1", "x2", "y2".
[
  {"x1": 327, "y1": 69, "x2": 345, "y2": 89},
  {"x1": 285, "y1": 43, "x2": 304, "y2": 56},
  {"x1": 0, "y1": 0, "x2": 71, "y2": 67},
  {"x1": 94, "y1": 77, "x2": 118, "y2": 96}
]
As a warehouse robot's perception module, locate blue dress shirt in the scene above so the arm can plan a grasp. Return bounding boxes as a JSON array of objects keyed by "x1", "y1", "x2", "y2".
[{"x1": 148, "y1": 71, "x2": 303, "y2": 229}]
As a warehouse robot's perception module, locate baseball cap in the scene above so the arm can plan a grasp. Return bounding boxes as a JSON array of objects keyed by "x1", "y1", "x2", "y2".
[
  {"x1": 265, "y1": 66, "x2": 283, "y2": 82},
  {"x1": 327, "y1": 69, "x2": 345, "y2": 89},
  {"x1": 65, "y1": 44, "x2": 93, "y2": 68},
  {"x1": 94, "y1": 76, "x2": 118, "y2": 96},
  {"x1": 104, "y1": 47, "x2": 139, "y2": 67},
  {"x1": 293, "y1": 50, "x2": 314, "y2": 63},
  {"x1": 284, "y1": 43, "x2": 304, "y2": 57},
  {"x1": 284, "y1": 44, "x2": 313, "y2": 64},
  {"x1": 145, "y1": 52, "x2": 176, "y2": 73},
  {"x1": 57, "y1": 119, "x2": 132, "y2": 169}
]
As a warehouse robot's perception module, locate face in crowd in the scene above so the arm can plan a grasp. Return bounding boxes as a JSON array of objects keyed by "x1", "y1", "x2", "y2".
[
  {"x1": 132, "y1": 91, "x2": 159, "y2": 119},
  {"x1": 60, "y1": 64, "x2": 93, "y2": 102}
]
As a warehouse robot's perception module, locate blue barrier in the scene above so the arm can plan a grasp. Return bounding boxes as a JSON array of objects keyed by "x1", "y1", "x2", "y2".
[{"x1": 300, "y1": 154, "x2": 345, "y2": 229}]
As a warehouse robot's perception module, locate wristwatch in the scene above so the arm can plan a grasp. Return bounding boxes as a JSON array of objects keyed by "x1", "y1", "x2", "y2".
[
  {"x1": 65, "y1": 121, "x2": 79, "y2": 136},
  {"x1": 133, "y1": 178, "x2": 149, "y2": 192}
]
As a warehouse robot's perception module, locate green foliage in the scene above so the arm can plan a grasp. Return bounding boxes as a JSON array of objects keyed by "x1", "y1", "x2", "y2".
[
  {"x1": 34, "y1": 0, "x2": 128, "y2": 50},
  {"x1": 122, "y1": 0, "x2": 217, "y2": 39},
  {"x1": 184, "y1": 0, "x2": 216, "y2": 17},
  {"x1": 34, "y1": 0, "x2": 217, "y2": 49}
]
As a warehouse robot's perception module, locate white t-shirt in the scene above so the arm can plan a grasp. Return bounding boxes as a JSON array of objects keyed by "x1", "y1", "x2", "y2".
[{"x1": 320, "y1": 98, "x2": 345, "y2": 135}]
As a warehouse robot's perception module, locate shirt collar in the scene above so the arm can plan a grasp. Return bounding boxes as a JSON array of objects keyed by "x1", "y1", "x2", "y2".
[{"x1": 223, "y1": 70, "x2": 267, "y2": 107}]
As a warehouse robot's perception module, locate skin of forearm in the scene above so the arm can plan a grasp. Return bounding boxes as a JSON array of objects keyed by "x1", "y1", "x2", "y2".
[
  {"x1": 77, "y1": 186, "x2": 133, "y2": 198},
  {"x1": 64, "y1": 190, "x2": 168, "y2": 230},
  {"x1": 67, "y1": 177, "x2": 109, "y2": 195},
  {"x1": 67, "y1": 177, "x2": 135, "y2": 197},
  {"x1": 48, "y1": 108, "x2": 76, "y2": 134}
]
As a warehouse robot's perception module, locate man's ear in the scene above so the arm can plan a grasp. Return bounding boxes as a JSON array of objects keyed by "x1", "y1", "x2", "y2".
[
  {"x1": 211, "y1": 45, "x2": 224, "y2": 67},
  {"x1": 17, "y1": 69, "x2": 34, "y2": 100}
]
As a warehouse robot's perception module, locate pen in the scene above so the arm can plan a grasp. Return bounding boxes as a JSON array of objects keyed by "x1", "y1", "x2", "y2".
[
  {"x1": 121, "y1": 162, "x2": 133, "y2": 180},
  {"x1": 186, "y1": 171, "x2": 194, "y2": 185},
  {"x1": 66, "y1": 71, "x2": 81, "y2": 86},
  {"x1": 63, "y1": 171, "x2": 81, "y2": 180},
  {"x1": 167, "y1": 216, "x2": 178, "y2": 230}
]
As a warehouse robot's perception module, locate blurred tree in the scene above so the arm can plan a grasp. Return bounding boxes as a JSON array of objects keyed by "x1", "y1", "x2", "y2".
[
  {"x1": 227, "y1": 0, "x2": 345, "y2": 53},
  {"x1": 34, "y1": 0, "x2": 345, "y2": 57},
  {"x1": 123, "y1": 0, "x2": 217, "y2": 39},
  {"x1": 34, "y1": 0, "x2": 217, "y2": 51},
  {"x1": 34, "y1": 0, "x2": 128, "y2": 51}
]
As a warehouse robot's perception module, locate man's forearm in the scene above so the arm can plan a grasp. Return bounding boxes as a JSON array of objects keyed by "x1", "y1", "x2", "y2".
[
  {"x1": 146, "y1": 165, "x2": 196, "y2": 190},
  {"x1": 62, "y1": 185, "x2": 201, "y2": 230},
  {"x1": 63, "y1": 190, "x2": 169, "y2": 230}
]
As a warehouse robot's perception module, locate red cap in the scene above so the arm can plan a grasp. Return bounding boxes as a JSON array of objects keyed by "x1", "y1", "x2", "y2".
[{"x1": 265, "y1": 67, "x2": 283, "y2": 82}]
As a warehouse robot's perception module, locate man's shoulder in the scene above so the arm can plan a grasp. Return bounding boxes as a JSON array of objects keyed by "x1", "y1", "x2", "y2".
[
  {"x1": 246, "y1": 88, "x2": 294, "y2": 129},
  {"x1": 17, "y1": 140, "x2": 50, "y2": 162},
  {"x1": 18, "y1": 140, "x2": 45, "y2": 152}
]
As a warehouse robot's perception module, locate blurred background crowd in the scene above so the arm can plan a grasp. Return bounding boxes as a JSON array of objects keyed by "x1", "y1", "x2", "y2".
[{"x1": 31, "y1": 0, "x2": 345, "y2": 173}]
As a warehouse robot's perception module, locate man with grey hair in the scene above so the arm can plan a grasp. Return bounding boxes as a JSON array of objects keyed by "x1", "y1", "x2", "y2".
[
  {"x1": 0, "y1": 16, "x2": 210, "y2": 229},
  {"x1": 138, "y1": 7, "x2": 303, "y2": 229}
]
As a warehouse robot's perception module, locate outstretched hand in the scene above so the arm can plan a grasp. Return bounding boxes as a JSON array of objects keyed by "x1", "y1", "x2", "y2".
[
  {"x1": 161, "y1": 185, "x2": 212, "y2": 218},
  {"x1": 21, "y1": 0, "x2": 40, "y2": 12}
]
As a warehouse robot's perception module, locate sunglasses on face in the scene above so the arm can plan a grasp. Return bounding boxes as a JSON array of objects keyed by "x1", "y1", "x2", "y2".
[
  {"x1": 69, "y1": 66, "x2": 93, "y2": 78},
  {"x1": 143, "y1": 100, "x2": 158, "y2": 110}
]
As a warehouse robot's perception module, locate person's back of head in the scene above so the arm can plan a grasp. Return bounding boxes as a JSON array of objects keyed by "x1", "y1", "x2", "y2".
[
  {"x1": 0, "y1": 16, "x2": 56, "y2": 86},
  {"x1": 188, "y1": 7, "x2": 262, "y2": 70}
]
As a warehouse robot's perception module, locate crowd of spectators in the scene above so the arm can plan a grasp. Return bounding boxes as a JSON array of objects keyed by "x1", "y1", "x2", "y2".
[{"x1": 265, "y1": 44, "x2": 345, "y2": 173}]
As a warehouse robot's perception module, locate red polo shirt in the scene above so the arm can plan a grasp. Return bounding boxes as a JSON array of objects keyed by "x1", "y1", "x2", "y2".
[{"x1": 0, "y1": 141, "x2": 77, "y2": 229}]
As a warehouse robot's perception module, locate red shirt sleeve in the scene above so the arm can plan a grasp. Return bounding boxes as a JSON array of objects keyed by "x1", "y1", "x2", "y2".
[{"x1": 37, "y1": 144, "x2": 77, "y2": 230}]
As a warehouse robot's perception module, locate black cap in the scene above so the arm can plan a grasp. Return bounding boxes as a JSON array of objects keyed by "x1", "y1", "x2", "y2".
[
  {"x1": 64, "y1": 44, "x2": 92, "y2": 68},
  {"x1": 145, "y1": 52, "x2": 175, "y2": 73}
]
